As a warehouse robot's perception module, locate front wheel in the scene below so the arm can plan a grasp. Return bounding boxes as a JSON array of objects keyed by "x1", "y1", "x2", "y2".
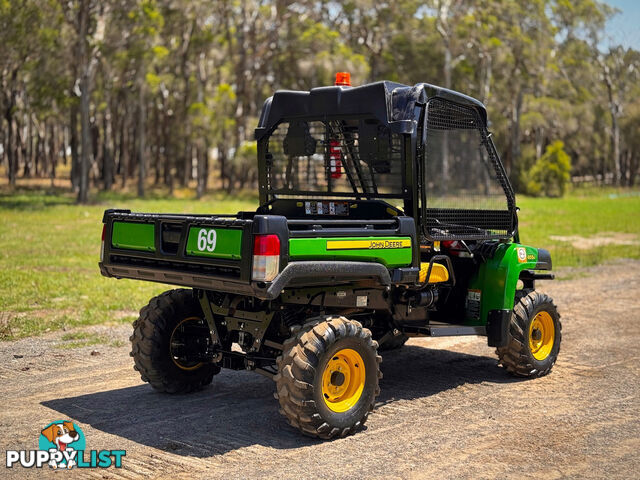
[
  {"x1": 274, "y1": 316, "x2": 381, "y2": 439},
  {"x1": 497, "y1": 291, "x2": 562, "y2": 377}
]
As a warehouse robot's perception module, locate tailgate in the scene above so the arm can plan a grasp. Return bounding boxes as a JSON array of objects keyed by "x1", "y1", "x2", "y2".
[{"x1": 100, "y1": 210, "x2": 254, "y2": 291}]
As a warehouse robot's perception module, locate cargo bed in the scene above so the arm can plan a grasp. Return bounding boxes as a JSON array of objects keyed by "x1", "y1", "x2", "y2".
[
  {"x1": 99, "y1": 206, "x2": 420, "y2": 299},
  {"x1": 100, "y1": 209, "x2": 258, "y2": 294}
]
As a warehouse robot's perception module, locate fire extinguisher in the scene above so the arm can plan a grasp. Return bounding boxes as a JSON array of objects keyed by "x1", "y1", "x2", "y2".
[{"x1": 329, "y1": 139, "x2": 343, "y2": 179}]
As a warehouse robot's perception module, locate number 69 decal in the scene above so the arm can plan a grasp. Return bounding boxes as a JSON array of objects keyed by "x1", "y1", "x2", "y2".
[{"x1": 197, "y1": 228, "x2": 217, "y2": 252}]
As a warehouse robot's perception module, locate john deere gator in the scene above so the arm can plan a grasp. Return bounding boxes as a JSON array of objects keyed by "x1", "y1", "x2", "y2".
[{"x1": 99, "y1": 73, "x2": 561, "y2": 439}]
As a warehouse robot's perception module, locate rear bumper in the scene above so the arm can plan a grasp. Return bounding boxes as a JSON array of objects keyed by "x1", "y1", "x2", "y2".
[
  {"x1": 100, "y1": 261, "x2": 260, "y2": 296},
  {"x1": 100, "y1": 260, "x2": 393, "y2": 300}
]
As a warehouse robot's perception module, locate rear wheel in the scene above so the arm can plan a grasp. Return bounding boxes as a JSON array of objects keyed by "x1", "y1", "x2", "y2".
[
  {"x1": 130, "y1": 289, "x2": 220, "y2": 393},
  {"x1": 497, "y1": 291, "x2": 561, "y2": 377},
  {"x1": 275, "y1": 316, "x2": 381, "y2": 439}
]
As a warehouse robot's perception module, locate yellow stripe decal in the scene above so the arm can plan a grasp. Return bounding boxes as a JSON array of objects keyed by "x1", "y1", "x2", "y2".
[{"x1": 326, "y1": 239, "x2": 411, "y2": 250}]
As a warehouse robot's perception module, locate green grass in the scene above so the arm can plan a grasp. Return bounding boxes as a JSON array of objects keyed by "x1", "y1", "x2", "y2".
[
  {"x1": 0, "y1": 187, "x2": 257, "y2": 340},
  {"x1": 517, "y1": 188, "x2": 640, "y2": 266},
  {"x1": 0, "y1": 186, "x2": 638, "y2": 340}
]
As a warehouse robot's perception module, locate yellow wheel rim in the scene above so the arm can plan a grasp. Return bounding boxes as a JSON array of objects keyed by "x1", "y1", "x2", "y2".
[
  {"x1": 529, "y1": 311, "x2": 555, "y2": 361},
  {"x1": 170, "y1": 317, "x2": 204, "y2": 371},
  {"x1": 321, "y1": 348, "x2": 366, "y2": 413}
]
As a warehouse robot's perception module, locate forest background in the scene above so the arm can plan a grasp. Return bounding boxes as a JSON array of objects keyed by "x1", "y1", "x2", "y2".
[{"x1": 1, "y1": 0, "x2": 639, "y2": 202}]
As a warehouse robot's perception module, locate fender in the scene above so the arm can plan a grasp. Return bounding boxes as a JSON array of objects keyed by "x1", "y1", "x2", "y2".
[
  {"x1": 260, "y1": 261, "x2": 392, "y2": 300},
  {"x1": 467, "y1": 243, "x2": 552, "y2": 326}
]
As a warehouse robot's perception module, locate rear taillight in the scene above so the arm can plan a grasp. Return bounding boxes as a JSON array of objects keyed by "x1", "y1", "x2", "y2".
[
  {"x1": 252, "y1": 234, "x2": 280, "y2": 282},
  {"x1": 100, "y1": 224, "x2": 106, "y2": 262}
]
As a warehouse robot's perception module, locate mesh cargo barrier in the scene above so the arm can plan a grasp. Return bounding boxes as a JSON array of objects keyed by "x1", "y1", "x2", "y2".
[{"x1": 424, "y1": 98, "x2": 515, "y2": 240}]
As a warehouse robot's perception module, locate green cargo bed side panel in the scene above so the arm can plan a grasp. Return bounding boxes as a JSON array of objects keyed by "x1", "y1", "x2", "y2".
[
  {"x1": 289, "y1": 236, "x2": 412, "y2": 268},
  {"x1": 466, "y1": 243, "x2": 540, "y2": 326},
  {"x1": 111, "y1": 222, "x2": 155, "y2": 252},
  {"x1": 185, "y1": 227, "x2": 243, "y2": 259}
]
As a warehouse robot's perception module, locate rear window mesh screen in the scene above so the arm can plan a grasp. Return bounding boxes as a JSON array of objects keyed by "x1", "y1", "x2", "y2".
[
  {"x1": 425, "y1": 99, "x2": 514, "y2": 239},
  {"x1": 265, "y1": 119, "x2": 404, "y2": 198}
]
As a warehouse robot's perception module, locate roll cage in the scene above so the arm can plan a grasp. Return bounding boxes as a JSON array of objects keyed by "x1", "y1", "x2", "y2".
[{"x1": 255, "y1": 81, "x2": 516, "y2": 241}]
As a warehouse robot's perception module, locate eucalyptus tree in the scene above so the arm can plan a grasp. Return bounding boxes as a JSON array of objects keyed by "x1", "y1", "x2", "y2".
[{"x1": 59, "y1": 0, "x2": 108, "y2": 203}]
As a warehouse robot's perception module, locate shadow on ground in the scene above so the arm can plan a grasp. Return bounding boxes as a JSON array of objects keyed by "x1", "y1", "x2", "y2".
[{"x1": 42, "y1": 345, "x2": 521, "y2": 456}]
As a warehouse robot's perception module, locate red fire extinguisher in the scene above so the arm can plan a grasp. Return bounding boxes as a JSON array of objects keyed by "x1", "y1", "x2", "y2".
[{"x1": 329, "y1": 139, "x2": 343, "y2": 179}]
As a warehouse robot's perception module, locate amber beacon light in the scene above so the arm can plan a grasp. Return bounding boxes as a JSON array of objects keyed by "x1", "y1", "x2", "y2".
[{"x1": 334, "y1": 72, "x2": 351, "y2": 86}]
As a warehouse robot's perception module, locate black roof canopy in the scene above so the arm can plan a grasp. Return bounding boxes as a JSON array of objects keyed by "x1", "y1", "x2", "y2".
[{"x1": 255, "y1": 80, "x2": 488, "y2": 141}]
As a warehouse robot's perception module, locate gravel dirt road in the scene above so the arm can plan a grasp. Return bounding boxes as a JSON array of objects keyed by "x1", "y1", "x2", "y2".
[{"x1": 1, "y1": 260, "x2": 639, "y2": 479}]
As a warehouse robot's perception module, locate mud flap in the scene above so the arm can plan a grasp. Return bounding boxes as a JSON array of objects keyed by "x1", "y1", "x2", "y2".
[{"x1": 487, "y1": 309, "x2": 511, "y2": 347}]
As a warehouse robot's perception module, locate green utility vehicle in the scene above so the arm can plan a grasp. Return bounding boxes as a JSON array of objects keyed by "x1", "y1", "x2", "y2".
[{"x1": 100, "y1": 74, "x2": 561, "y2": 439}]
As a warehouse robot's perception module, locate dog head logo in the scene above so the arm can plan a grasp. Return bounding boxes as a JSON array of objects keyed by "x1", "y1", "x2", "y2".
[
  {"x1": 41, "y1": 422, "x2": 79, "y2": 451},
  {"x1": 38, "y1": 421, "x2": 86, "y2": 469}
]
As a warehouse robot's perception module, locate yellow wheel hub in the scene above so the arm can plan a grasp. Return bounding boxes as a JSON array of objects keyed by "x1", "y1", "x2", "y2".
[
  {"x1": 321, "y1": 348, "x2": 366, "y2": 413},
  {"x1": 529, "y1": 311, "x2": 555, "y2": 361},
  {"x1": 170, "y1": 317, "x2": 204, "y2": 371}
]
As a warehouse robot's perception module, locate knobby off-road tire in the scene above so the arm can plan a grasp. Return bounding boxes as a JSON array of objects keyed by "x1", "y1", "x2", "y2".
[
  {"x1": 497, "y1": 290, "x2": 562, "y2": 377},
  {"x1": 274, "y1": 316, "x2": 382, "y2": 439},
  {"x1": 130, "y1": 289, "x2": 220, "y2": 393},
  {"x1": 378, "y1": 332, "x2": 409, "y2": 351}
]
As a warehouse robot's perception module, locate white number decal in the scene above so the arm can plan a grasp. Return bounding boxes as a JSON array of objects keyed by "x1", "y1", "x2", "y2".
[
  {"x1": 197, "y1": 228, "x2": 216, "y2": 252},
  {"x1": 206, "y1": 229, "x2": 216, "y2": 252},
  {"x1": 197, "y1": 229, "x2": 207, "y2": 250}
]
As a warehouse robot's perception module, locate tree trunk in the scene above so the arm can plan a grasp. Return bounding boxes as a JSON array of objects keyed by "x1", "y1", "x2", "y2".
[
  {"x1": 441, "y1": 38, "x2": 452, "y2": 189},
  {"x1": 218, "y1": 143, "x2": 226, "y2": 191},
  {"x1": 196, "y1": 146, "x2": 204, "y2": 199},
  {"x1": 129, "y1": 118, "x2": 137, "y2": 180},
  {"x1": 78, "y1": 72, "x2": 91, "y2": 203},
  {"x1": 602, "y1": 62, "x2": 622, "y2": 186},
  {"x1": 629, "y1": 154, "x2": 639, "y2": 187},
  {"x1": 4, "y1": 69, "x2": 18, "y2": 185},
  {"x1": 103, "y1": 109, "x2": 113, "y2": 190},
  {"x1": 16, "y1": 116, "x2": 25, "y2": 182},
  {"x1": 0, "y1": 128, "x2": 5, "y2": 174},
  {"x1": 204, "y1": 139, "x2": 210, "y2": 193},
  {"x1": 6, "y1": 115, "x2": 16, "y2": 186},
  {"x1": 163, "y1": 114, "x2": 172, "y2": 192},
  {"x1": 24, "y1": 115, "x2": 32, "y2": 177},
  {"x1": 610, "y1": 109, "x2": 621, "y2": 186},
  {"x1": 480, "y1": 53, "x2": 492, "y2": 105},
  {"x1": 90, "y1": 120, "x2": 100, "y2": 186},
  {"x1": 195, "y1": 52, "x2": 207, "y2": 199},
  {"x1": 49, "y1": 122, "x2": 56, "y2": 187},
  {"x1": 70, "y1": 104, "x2": 79, "y2": 191},
  {"x1": 183, "y1": 144, "x2": 192, "y2": 187},
  {"x1": 508, "y1": 88, "x2": 523, "y2": 176},
  {"x1": 75, "y1": 0, "x2": 94, "y2": 204},
  {"x1": 35, "y1": 131, "x2": 43, "y2": 179},
  {"x1": 118, "y1": 103, "x2": 128, "y2": 188},
  {"x1": 232, "y1": 0, "x2": 248, "y2": 158},
  {"x1": 137, "y1": 82, "x2": 146, "y2": 197},
  {"x1": 153, "y1": 98, "x2": 161, "y2": 185},
  {"x1": 196, "y1": 143, "x2": 209, "y2": 199}
]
